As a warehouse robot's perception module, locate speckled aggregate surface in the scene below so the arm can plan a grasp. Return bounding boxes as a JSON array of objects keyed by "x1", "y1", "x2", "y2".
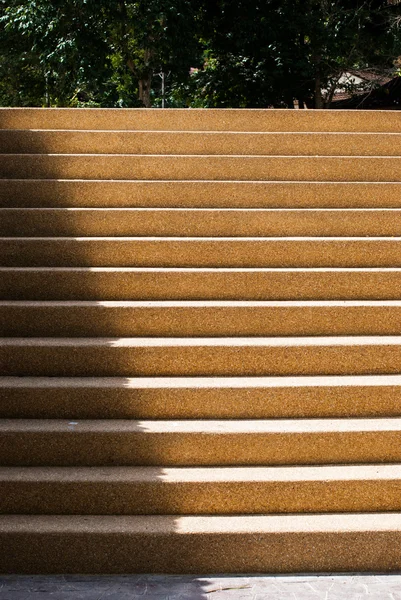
[
  {"x1": 1, "y1": 574, "x2": 401, "y2": 599},
  {"x1": 4, "y1": 130, "x2": 401, "y2": 156},
  {"x1": 4, "y1": 109, "x2": 401, "y2": 575},
  {"x1": 6, "y1": 335, "x2": 401, "y2": 378},
  {"x1": 1, "y1": 106, "x2": 401, "y2": 131},
  {"x1": 6, "y1": 267, "x2": 401, "y2": 301},
  {"x1": 4, "y1": 465, "x2": 401, "y2": 515},
  {"x1": 3, "y1": 154, "x2": 401, "y2": 182},
  {"x1": 2, "y1": 180, "x2": 401, "y2": 209},
  {"x1": 3, "y1": 374, "x2": 401, "y2": 419},
  {"x1": 8, "y1": 299, "x2": 401, "y2": 338},
  {"x1": 7, "y1": 236, "x2": 401, "y2": 268},
  {"x1": 3, "y1": 207, "x2": 401, "y2": 237}
]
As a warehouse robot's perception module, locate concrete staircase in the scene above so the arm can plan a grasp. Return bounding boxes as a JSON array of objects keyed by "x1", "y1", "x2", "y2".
[{"x1": 2, "y1": 108, "x2": 401, "y2": 573}]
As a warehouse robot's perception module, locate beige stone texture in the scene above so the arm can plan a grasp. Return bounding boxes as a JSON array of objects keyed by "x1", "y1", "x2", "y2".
[
  {"x1": 4, "y1": 336, "x2": 401, "y2": 377},
  {"x1": 3, "y1": 207, "x2": 401, "y2": 237},
  {"x1": 0, "y1": 107, "x2": 400, "y2": 131},
  {"x1": 3, "y1": 465, "x2": 401, "y2": 514},
  {"x1": 3, "y1": 418, "x2": 401, "y2": 466},
  {"x1": 2, "y1": 154, "x2": 401, "y2": 181},
  {"x1": 5, "y1": 300, "x2": 401, "y2": 337},
  {"x1": 4, "y1": 236, "x2": 401, "y2": 268},
  {"x1": 3, "y1": 513, "x2": 401, "y2": 573},
  {"x1": 3, "y1": 267, "x2": 401, "y2": 301},
  {"x1": 2, "y1": 374, "x2": 401, "y2": 419},
  {"x1": 3, "y1": 108, "x2": 401, "y2": 574},
  {"x1": 2, "y1": 180, "x2": 401, "y2": 209},
  {"x1": 3, "y1": 130, "x2": 401, "y2": 155}
]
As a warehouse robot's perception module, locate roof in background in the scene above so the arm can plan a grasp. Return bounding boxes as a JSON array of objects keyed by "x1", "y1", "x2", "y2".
[{"x1": 331, "y1": 75, "x2": 401, "y2": 109}]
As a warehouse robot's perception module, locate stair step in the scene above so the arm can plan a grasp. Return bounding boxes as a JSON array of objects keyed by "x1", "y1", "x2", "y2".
[
  {"x1": 3, "y1": 107, "x2": 401, "y2": 575},
  {"x1": 4, "y1": 237, "x2": 401, "y2": 268},
  {"x1": 2, "y1": 154, "x2": 401, "y2": 181},
  {"x1": 3, "y1": 208, "x2": 401, "y2": 237},
  {"x1": 2, "y1": 336, "x2": 401, "y2": 377},
  {"x1": 2, "y1": 418, "x2": 401, "y2": 466},
  {"x1": 2, "y1": 512, "x2": 401, "y2": 573},
  {"x1": 3, "y1": 130, "x2": 401, "y2": 156},
  {"x1": 2, "y1": 374, "x2": 401, "y2": 419},
  {"x1": 2, "y1": 465, "x2": 401, "y2": 514},
  {"x1": 3, "y1": 267, "x2": 401, "y2": 300},
  {"x1": 4, "y1": 300, "x2": 401, "y2": 337},
  {"x1": 2, "y1": 107, "x2": 401, "y2": 132},
  {"x1": 2, "y1": 180, "x2": 401, "y2": 208}
]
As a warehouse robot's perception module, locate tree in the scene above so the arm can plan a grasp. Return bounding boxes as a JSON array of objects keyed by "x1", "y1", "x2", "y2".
[
  {"x1": 0, "y1": 0, "x2": 400, "y2": 107},
  {"x1": 0, "y1": 0, "x2": 202, "y2": 107},
  {"x1": 300, "y1": 0, "x2": 401, "y2": 108},
  {"x1": 172, "y1": 0, "x2": 401, "y2": 108},
  {"x1": 102, "y1": 0, "x2": 202, "y2": 107},
  {"x1": 175, "y1": 0, "x2": 310, "y2": 108}
]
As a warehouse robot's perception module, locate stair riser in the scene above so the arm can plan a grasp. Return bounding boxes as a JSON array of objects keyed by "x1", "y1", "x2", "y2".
[
  {"x1": 2, "y1": 342, "x2": 401, "y2": 377},
  {"x1": 2, "y1": 382, "x2": 401, "y2": 419},
  {"x1": 3, "y1": 130, "x2": 401, "y2": 156},
  {"x1": 3, "y1": 525, "x2": 401, "y2": 574},
  {"x1": 3, "y1": 269, "x2": 401, "y2": 301},
  {"x1": 2, "y1": 430, "x2": 401, "y2": 466},
  {"x1": 2, "y1": 155, "x2": 401, "y2": 181},
  {"x1": 2, "y1": 108, "x2": 401, "y2": 132},
  {"x1": 4, "y1": 239, "x2": 401, "y2": 268},
  {"x1": 2, "y1": 524, "x2": 401, "y2": 574},
  {"x1": 4, "y1": 304, "x2": 401, "y2": 337},
  {"x1": 4, "y1": 209, "x2": 401, "y2": 237},
  {"x1": 2, "y1": 180, "x2": 401, "y2": 208},
  {"x1": 3, "y1": 478, "x2": 401, "y2": 514}
]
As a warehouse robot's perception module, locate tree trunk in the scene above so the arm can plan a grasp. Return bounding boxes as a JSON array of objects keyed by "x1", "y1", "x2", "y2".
[
  {"x1": 139, "y1": 73, "x2": 152, "y2": 108},
  {"x1": 324, "y1": 75, "x2": 341, "y2": 108},
  {"x1": 314, "y1": 66, "x2": 323, "y2": 108},
  {"x1": 285, "y1": 96, "x2": 295, "y2": 109}
]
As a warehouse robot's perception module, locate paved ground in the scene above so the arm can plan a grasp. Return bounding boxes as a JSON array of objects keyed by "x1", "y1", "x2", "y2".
[{"x1": 1, "y1": 574, "x2": 401, "y2": 600}]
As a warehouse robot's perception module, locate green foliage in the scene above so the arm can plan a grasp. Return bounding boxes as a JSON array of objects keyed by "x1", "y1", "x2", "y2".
[
  {"x1": 0, "y1": 0, "x2": 202, "y2": 106},
  {"x1": 0, "y1": 0, "x2": 400, "y2": 107},
  {"x1": 0, "y1": 0, "x2": 116, "y2": 106},
  {"x1": 173, "y1": 0, "x2": 401, "y2": 108}
]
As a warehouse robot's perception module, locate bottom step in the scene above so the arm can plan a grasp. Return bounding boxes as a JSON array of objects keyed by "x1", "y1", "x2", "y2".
[{"x1": 1, "y1": 514, "x2": 401, "y2": 573}]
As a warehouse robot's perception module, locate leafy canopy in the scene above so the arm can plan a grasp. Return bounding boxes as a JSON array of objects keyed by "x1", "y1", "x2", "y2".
[{"x1": 0, "y1": 0, "x2": 400, "y2": 107}]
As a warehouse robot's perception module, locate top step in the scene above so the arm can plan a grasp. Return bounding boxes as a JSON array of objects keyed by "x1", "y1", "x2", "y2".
[{"x1": 1, "y1": 109, "x2": 401, "y2": 132}]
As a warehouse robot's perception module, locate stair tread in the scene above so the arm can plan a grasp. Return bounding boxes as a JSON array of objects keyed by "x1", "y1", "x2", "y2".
[
  {"x1": 2, "y1": 464, "x2": 401, "y2": 482},
  {"x1": 4, "y1": 266, "x2": 401, "y2": 271},
  {"x1": 3, "y1": 178, "x2": 401, "y2": 186},
  {"x1": 3, "y1": 178, "x2": 401, "y2": 182},
  {"x1": 3, "y1": 374, "x2": 401, "y2": 388},
  {"x1": 4, "y1": 153, "x2": 401, "y2": 158},
  {"x1": 4, "y1": 299, "x2": 401, "y2": 306},
  {"x1": 5, "y1": 129, "x2": 401, "y2": 135},
  {"x1": 2, "y1": 418, "x2": 401, "y2": 433},
  {"x1": 3, "y1": 336, "x2": 401, "y2": 347},
  {"x1": 2, "y1": 512, "x2": 401, "y2": 533},
  {"x1": 5, "y1": 236, "x2": 401, "y2": 240},
  {"x1": 3, "y1": 207, "x2": 401, "y2": 212}
]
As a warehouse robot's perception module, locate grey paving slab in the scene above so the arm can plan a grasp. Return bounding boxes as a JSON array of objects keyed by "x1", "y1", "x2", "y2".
[{"x1": 1, "y1": 574, "x2": 401, "y2": 599}]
